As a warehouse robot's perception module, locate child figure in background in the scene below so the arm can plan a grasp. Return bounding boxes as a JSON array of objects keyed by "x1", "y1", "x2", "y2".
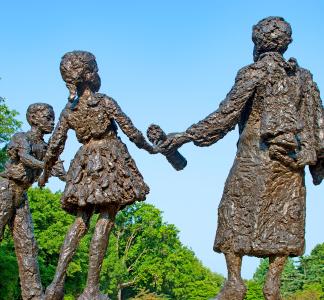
[
  {"x1": 38, "y1": 51, "x2": 156, "y2": 300},
  {"x1": 0, "y1": 103, "x2": 66, "y2": 300}
]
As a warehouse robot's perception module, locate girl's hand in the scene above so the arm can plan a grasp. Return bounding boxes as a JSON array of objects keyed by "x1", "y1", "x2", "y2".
[{"x1": 157, "y1": 132, "x2": 191, "y2": 155}]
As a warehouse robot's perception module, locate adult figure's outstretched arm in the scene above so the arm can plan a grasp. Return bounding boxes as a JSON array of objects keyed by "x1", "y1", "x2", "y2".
[{"x1": 158, "y1": 66, "x2": 259, "y2": 154}]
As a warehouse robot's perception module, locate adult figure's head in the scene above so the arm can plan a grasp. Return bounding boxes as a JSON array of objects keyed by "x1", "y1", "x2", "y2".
[
  {"x1": 60, "y1": 51, "x2": 101, "y2": 101},
  {"x1": 252, "y1": 16, "x2": 292, "y2": 61}
]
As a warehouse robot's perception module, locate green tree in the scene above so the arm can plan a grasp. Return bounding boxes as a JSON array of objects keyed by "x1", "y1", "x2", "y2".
[
  {"x1": 0, "y1": 96, "x2": 22, "y2": 170},
  {"x1": 0, "y1": 231, "x2": 20, "y2": 300},
  {"x1": 1, "y1": 188, "x2": 223, "y2": 300},
  {"x1": 0, "y1": 96, "x2": 22, "y2": 299},
  {"x1": 285, "y1": 284, "x2": 322, "y2": 300},
  {"x1": 100, "y1": 202, "x2": 224, "y2": 300},
  {"x1": 130, "y1": 289, "x2": 169, "y2": 300},
  {"x1": 244, "y1": 280, "x2": 263, "y2": 300},
  {"x1": 246, "y1": 245, "x2": 324, "y2": 300},
  {"x1": 298, "y1": 244, "x2": 324, "y2": 291},
  {"x1": 250, "y1": 257, "x2": 303, "y2": 296}
]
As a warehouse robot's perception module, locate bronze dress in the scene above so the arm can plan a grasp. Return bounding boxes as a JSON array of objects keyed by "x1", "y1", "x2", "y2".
[
  {"x1": 46, "y1": 94, "x2": 149, "y2": 214},
  {"x1": 187, "y1": 53, "x2": 324, "y2": 257}
]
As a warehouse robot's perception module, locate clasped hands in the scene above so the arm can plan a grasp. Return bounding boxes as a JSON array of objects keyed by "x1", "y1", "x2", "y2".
[{"x1": 152, "y1": 132, "x2": 191, "y2": 156}]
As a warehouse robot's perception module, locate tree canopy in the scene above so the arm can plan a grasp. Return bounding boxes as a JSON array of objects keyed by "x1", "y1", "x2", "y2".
[
  {"x1": 0, "y1": 188, "x2": 224, "y2": 300},
  {"x1": 245, "y1": 245, "x2": 324, "y2": 299},
  {"x1": 0, "y1": 96, "x2": 21, "y2": 170},
  {"x1": 0, "y1": 187, "x2": 323, "y2": 299}
]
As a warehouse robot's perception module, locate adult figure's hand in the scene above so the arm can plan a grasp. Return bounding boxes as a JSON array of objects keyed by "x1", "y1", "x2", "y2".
[{"x1": 156, "y1": 132, "x2": 191, "y2": 155}]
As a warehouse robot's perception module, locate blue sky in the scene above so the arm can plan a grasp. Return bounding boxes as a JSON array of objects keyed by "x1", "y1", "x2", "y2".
[{"x1": 1, "y1": 0, "x2": 324, "y2": 279}]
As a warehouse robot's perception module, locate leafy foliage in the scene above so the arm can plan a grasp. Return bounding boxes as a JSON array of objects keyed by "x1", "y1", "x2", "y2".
[
  {"x1": 244, "y1": 280, "x2": 263, "y2": 300},
  {"x1": 0, "y1": 188, "x2": 224, "y2": 299},
  {"x1": 245, "y1": 245, "x2": 324, "y2": 299},
  {"x1": 0, "y1": 96, "x2": 22, "y2": 171},
  {"x1": 101, "y1": 202, "x2": 224, "y2": 300},
  {"x1": 130, "y1": 289, "x2": 169, "y2": 300},
  {"x1": 0, "y1": 231, "x2": 20, "y2": 300}
]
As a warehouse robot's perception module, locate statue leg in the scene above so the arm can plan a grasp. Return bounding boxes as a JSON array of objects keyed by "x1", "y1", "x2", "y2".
[
  {"x1": 45, "y1": 209, "x2": 91, "y2": 300},
  {"x1": 0, "y1": 179, "x2": 15, "y2": 241},
  {"x1": 10, "y1": 194, "x2": 44, "y2": 300},
  {"x1": 215, "y1": 252, "x2": 246, "y2": 300},
  {"x1": 263, "y1": 255, "x2": 287, "y2": 300},
  {"x1": 78, "y1": 206, "x2": 118, "y2": 300}
]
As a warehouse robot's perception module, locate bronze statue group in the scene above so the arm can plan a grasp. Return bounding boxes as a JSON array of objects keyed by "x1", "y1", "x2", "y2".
[{"x1": 0, "y1": 17, "x2": 323, "y2": 300}]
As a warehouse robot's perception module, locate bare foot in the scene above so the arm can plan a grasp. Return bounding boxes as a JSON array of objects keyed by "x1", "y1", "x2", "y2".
[{"x1": 214, "y1": 278, "x2": 246, "y2": 300}]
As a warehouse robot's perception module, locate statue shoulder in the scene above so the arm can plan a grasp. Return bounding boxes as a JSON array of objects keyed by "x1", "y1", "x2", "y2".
[
  {"x1": 7, "y1": 132, "x2": 29, "y2": 160},
  {"x1": 235, "y1": 62, "x2": 263, "y2": 84},
  {"x1": 298, "y1": 66, "x2": 314, "y2": 82},
  {"x1": 96, "y1": 93, "x2": 119, "y2": 110},
  {"x1": 9, "y1": 132, "x2": 28, "y2": 147}
]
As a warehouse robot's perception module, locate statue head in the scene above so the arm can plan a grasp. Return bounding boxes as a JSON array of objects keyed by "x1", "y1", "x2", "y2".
[
  {"x1": 26, "y1": 103, "x2": 55, "y2": 134},
  {"x1": 60, "y1": 51, "x2": 101, "y2": 101},
  {"x1": 252, "y1": 17, "x2": 292, "y2": 61}
]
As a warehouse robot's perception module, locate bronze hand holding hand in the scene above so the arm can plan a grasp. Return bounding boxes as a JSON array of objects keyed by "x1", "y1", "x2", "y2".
[{"x1": 147, "y1": 124, "x2": 189, "y2": 170}]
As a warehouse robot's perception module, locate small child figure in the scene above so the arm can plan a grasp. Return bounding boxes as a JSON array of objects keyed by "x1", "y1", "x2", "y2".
[{"x1": 0, "y1": 103, "x2": 66, "y2": 300}]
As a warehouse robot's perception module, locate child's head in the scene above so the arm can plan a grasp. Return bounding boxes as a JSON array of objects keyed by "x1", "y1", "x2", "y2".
[
  {"x1": 60, "y1": 51, "x2": 101, "y2": 101},
  {"x1": 252, "y1": 17, "x2": 292, "y2": 61},
  {"x1": 26, "y1": 103, "x2": 55, "y2": 134}
]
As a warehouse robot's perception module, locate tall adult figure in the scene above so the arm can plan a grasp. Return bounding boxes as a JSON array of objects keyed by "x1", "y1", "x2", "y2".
[
  {"x1": 38, "y1": 51, "x2": 156, "y2": 300},
  {"x1": 156, "y1": 17, "x2": 324, "y2": 300}
]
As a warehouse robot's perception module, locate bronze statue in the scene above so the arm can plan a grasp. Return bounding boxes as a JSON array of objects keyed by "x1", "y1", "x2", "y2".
[
  {"x1": 0, "y1": 103, "x2": 66, "y2": 300},
  {"x1": 154, "y1": 17, "x2": 324, "y2": 300},
  {"x1": 38, "y1": 51, "x2": 156, "y2": 300}
]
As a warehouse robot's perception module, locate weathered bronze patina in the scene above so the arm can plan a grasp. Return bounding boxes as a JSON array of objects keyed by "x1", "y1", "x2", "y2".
[
  {"x1": 38, "y1": 51, "x2": 156, "y2": 300},
  {"x1": 0, "y1": 103, "x2": 66, "y2": 300},
  {"x1": 156, "y1": 17, "x2": 324, "y2": 300}
]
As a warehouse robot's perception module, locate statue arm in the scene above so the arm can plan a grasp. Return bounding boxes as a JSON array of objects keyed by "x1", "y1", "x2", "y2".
[
  {"x1": 104, "y1": 96, "x2": 155, "y2": 154},
  {"x1": 299, "y1": 70, "x2": 324, "y2": 184},
  {"x1": 186, "y1": 66, "x2": 257, "y2": 147},
  {"x1": 16, "y1": 134, "x2": 44, "y2": 169},
  {"x1": 294, "y1": 70, "x2": 324, "y2": 165},
  {"x1": 50, "y1": 159, "x2": 66, "y2": 182},
  {"x1": 39, "y1": 109, "x2": 70, "y2": 186}
]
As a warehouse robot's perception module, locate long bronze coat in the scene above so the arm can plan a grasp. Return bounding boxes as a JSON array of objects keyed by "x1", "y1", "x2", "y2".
[{"x1": 186, "y1": 52, "x2": 323, "y2": 257}]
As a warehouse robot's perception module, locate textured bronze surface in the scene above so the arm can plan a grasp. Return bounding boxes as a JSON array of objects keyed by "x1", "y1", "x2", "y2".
[
  {"x1": 147, "y1": 124, "x2": 187, "y2": 170},
  {"x1": 0, "y1": 103, "x2": 66, "y2": 300},
  {"x1": 156, "y1": 17, "x2": 324, "y2": 300},
  {"x1": 39, "y1": 51, "x2": 155, "y2": 300}
]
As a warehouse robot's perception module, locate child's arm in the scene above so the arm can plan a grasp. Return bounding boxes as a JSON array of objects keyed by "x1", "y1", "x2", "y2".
[
  {"x1": 15, "y1": 133, "x2": 44, "y2": 169},
  {"x1": 39, "y1": 109, "x2": 70, "y2": 186},
  {"x1": 50, "y1": 159, "x2": 66, "y2": 182},
  {"x1": 103, "y1": 96, "x2": 156, "y2": 154}
]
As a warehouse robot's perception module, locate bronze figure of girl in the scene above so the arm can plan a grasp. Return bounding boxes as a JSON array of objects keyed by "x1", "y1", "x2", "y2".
[{"x1": 39, "y1": 51, "x2": 156, "y2": 300}]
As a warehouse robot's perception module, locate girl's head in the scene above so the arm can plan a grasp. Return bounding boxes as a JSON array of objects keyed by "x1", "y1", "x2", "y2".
[
  {"x1": 60, "y1": 51, "x2": 101, "y2": 101},
  {"x1": 252, "y1": 17, "x2": 292, "y2": 61}
]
